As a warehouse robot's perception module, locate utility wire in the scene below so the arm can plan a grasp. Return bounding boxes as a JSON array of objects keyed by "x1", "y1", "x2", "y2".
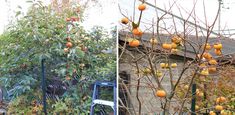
[{"x1": 140, "y1": 0, "x2": 221, "y2": 36}]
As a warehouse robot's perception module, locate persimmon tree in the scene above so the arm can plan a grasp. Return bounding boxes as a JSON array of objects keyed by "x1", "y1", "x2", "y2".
[
  {"x1": 119, "y1": 0, "x2": 234, "y2": 114},
  {"x1": 0, "y1": 0, "x2": 116, "y2": 114}
]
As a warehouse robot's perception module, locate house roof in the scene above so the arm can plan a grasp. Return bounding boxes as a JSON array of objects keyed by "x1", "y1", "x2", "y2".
[{"x1": 119, "y1": 31, "x2": 235, "y2": 59}]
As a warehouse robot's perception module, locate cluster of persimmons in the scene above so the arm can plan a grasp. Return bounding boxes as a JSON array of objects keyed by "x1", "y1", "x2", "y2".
[{"x1": 120, "y1": 2, "x2": 232, "y2": 114}]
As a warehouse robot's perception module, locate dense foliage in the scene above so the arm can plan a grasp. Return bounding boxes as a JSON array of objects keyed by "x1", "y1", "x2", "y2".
[{"x1": 0, "y1": 0, "x2": 116, "y2": 114}]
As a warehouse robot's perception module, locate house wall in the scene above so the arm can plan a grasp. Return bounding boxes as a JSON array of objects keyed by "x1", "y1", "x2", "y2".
[{"x1": 119, "y1": 51, "x2": 193, "y2": 114}]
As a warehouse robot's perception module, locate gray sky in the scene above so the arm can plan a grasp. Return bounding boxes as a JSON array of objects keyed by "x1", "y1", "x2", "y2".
[
  {"x1": 0, "y1": 0, "x2": 117, "y2": 34},
  {"x1": 119, "y1": 0, "x2": 235, "y2": 38},
  {"x1": 1, "y1": 0, "x2": 234, "y2": 38}
]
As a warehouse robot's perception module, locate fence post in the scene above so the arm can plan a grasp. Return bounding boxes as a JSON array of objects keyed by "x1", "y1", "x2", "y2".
[
  {"x1": 41, "y1": 59, "x2": 47, "y2": 115},
  {"x1": 191, "y1": 83, "x2": 196, "y2": 115}
]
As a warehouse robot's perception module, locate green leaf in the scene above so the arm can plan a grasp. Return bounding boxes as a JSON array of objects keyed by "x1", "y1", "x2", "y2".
[{"x1": 132, "y1": 22, "x2": 139, "y2": 29}]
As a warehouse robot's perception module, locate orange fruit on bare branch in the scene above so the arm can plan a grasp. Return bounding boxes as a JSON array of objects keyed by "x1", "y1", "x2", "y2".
[
  {"x1": 165, "y1": 63, "x2": 169, "y2": 68},
  {"x1": 160, "y1": 63, "x2": 166, "y2": 68},
  {"x1": 162, "y1": 43, "x2": 172, "y2": 50},
  {"x1": 200, "y1": 69, "x2": 209, "y2": 76},
  {"x1": 183, "y1": 85, "x2": 189, "y2": 90},
  {"x1": 214, "y1": 49, "x2": 222, "y2": 56},
  {"x1": 214, "y1": 43, "x2": 223, "y2": 50},
  {"x1": 203, "y1": 52, "x2": 212, "y2": 60},
  {"x1": 121, "y1": 17, "x2": 129, "y2": 24},
  {"x1": 171, "y1": 42, "x2": 177, "y2": 49},
  {"x1": 215, "y1": 105, "x2": 223, "y2": 111},
  {"x1": 209, "y1": 59, "x2": 218, "y2": 65},
  {"x1": 196, "y1": 89, "x2": 200, "y2": 95},
  {"x1": 150, "y1": 38, "x2": 158, "y2": 45},
  {"x1": 220, "y1": 110, "x2": 228, "y2": 115},
  {"x1": 155, "y1": 89, "x2": 166, "y2": 97},
  {"x1": 208, "y1": 67, "x2": 217, "y2": 73},
  {"x1": 203, "y1": 43, "x2": 211, "y2": 50},
  {"x1": 171, "y1": 48, "x2": 178, "y2": 54},
  {"x1": 138, "y1": 3, "x2": 146, "y2": 11},
  {"x1": 199, "y1": 63, "x2": 207, "y2": 68},
  {"x1": 171, "y1": 63, "x2": 177, "y2": 68},
  {"x1": 129, "y1": 39, "x2": 140, "y2": 47},
  {"x1": 132, "y1": 28, "x2": 143, "y2": 36},
  {"x1": 197, "y1": 92, "x2": 204, "y2": 97},
  {"x1": 143, "y1": 68, "x2": 151, "y2": 75},
  {"x1": 209, "y1": 111, "x2": 216, "y2": 115},
  {"x1": 216, "y1": 96, "x2": 226, "y2": 104},
  {"x1": 155, "y1": 70, "x2": 163, "y2": 77},
  {"x1": 160, "y1": 63, "x2": 169, "y2": 68},
  {"x1": 195, "y1": 105, "x2": 200, "y2": 111},
  {"x1": 171, "y1": 35, "x2": 182, "y2": 44},
  {"x1": 66, "y1": 42, "x2": 73, "y2": 48}
]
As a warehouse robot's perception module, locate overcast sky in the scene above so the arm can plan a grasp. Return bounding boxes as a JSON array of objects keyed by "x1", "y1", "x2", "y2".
[
  {"x1": 0, "y1": 0, "x2": 117, "y2": 34},
  {"x1": 1, "y1": 0, "x2": 235, "y2": 38},
  {"x1": 119, "y1": 0, "x2": 235, "y2": 38}
]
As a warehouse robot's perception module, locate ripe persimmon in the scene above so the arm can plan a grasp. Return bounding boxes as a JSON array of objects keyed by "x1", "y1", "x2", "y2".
[
  {"x1": 197, "y1": 92, "x2": 204, "y2": 97},
  {"x1": 171, "y1": 63, "x2": 177, "y2": 68},
  {"x1": 209, "y1": 59, "x2": 217, "y2": 65},
  {"x1": 203, "y1": 53, "x2": 212, "y2": 60},
  {"x1": 203, "y1": 43, "x2": 211, "y2": 50},
  {"x1": 155, "y1": 71, "x2": 162, "y2": 77},
  {"x1": 214, "y1": 49, "x2": 222, "y2": 56},
  {"x1": 138, "y1": 3, "x2": 146, "y2": 11},
  {"x1": 162, "y1": 43, "x2": 172, "y2": 50},
  {"x1": 171, "y1": 42, "x2": 177, "y2": 49},
  {"x1": 214, "y1": 43, "x2": 222, "y2": 50},
  {"x1": 183, "y1": 85, "x2": 189, "y2": 90},
  {"x1": 155, "y1": 90, "x2": 166, "y2": 97},
  {"x1": 171, "y1": 36, "x2": 182, "y2": 44},
  {"x1": 143, "y1": 68, "x2": 151, "y2": 75},
  {"x1": 171, "y1": 48, "x2": 178, "y2": 54},
  {"x1": 132, "y1": 28, "x2": 143, "y2": 36},
  {"x1": 121, "y1": 17, "x2": 129, "y2": 24},
  {"x1": 215, "y1": 105, "x2": 223, "y2": 111},
  {"x1": 195, "y1": 105, "x2": 199, "y2": 111},
  {"x1": 66, "y1": 42, "x2": 73, "y2": 48},
  {"x1": 216, "y1": 96, "x2": 226, "y2": 103},
  {"x1": 160, "y1": 63, "x2": 166, "y2": 68},
  {"x1": 66, "y1": 18, "x2": 71, "y2": 22},
  {"x1": 129, "y1": 39, "x2": 140, "y2": 47},
  {"x1": 200, "y1": 69, "x2": 209, "y2": 76},
  {"x1": 209, "y1": 111, "x2": 216, "y2": 115},
  {"x1": 208, "y1": 67, "x2": 217, "y2": 73},
  {"x1": 199, "y1": 63, "x2": 206, "y2": 68}
]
